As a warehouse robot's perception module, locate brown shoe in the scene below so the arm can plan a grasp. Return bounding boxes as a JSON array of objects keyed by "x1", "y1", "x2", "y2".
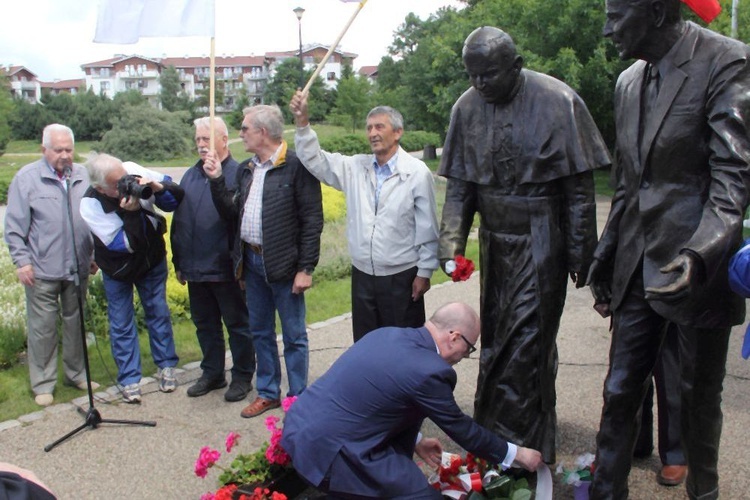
[
  {"x1": 657, "y1": 465, "x2": 687, "y2": 486},
  {"x1": 240, "y1": 397, "x2": 280, "y2": 418}
]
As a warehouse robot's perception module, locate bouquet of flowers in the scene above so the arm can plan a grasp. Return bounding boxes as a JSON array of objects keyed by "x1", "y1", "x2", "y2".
[
  {"x1": 195, "y1": 396, "x2": 298, "y2": 500},
  {"x1": 429, "y1": 452, "x2": 532, "y2": 500},
  {"x1": 445, "y1": 255, "x2": 475, "y2": 282},
  {"x1": 555, "y1": 452, "x2": 595, "y2": 487}
]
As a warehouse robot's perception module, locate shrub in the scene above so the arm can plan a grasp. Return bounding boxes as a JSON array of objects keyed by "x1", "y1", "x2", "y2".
[
  {"x1": 94, "y1": 105, "x2": 193, "y2": 162},
  {"x1": 319, "y1": 134, "x2": 370, "y2": 156},
  {"x1": 400, "y1": 131, "x2": 441, "y2": 152},
  {"x1": 321, "y1": 185, "x2": 345, "y2": 223}
]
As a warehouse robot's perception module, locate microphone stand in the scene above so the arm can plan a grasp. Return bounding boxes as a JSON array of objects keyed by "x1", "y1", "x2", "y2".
[{"x1": 44, "y1": 167, "x2": 156, "y2": 452}]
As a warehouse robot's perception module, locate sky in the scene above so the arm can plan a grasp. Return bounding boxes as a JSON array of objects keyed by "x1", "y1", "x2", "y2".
[{"x1": 2, "y1": 0, "x2": 465, "y2": 82}]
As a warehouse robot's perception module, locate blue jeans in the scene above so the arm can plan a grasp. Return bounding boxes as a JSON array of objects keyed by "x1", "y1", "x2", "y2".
[
  {"x1": 244, "y1": 249, "x2": 308, "y2": 400},
  {"x1": 102, "y1": 259, "x2": 178, "y2": 386}
]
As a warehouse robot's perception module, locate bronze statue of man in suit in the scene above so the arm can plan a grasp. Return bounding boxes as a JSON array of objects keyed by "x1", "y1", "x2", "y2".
[
  {"x1": 438, "y1": 26, "x2": 609, "y2": 463},
  {"x1": 588, "y1": 1, "x2": 750, "y2": 498}
]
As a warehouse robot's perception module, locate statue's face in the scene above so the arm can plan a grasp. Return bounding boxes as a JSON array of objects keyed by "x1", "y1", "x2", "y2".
[
  {"x1": 463, "y1": 44, "x2": 519, "y2": 104},
  {"x1": 604, "y1": 0, "x2": 652, "y2": 60}
]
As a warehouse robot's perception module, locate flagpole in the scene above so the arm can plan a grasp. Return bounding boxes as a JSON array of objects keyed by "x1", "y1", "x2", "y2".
[
  {"x1": 209, "y1": 37, "x2": 216, "y2": 150},
  {"x1": 301, "y1": 0, "x2": 368, "y2": 95}
]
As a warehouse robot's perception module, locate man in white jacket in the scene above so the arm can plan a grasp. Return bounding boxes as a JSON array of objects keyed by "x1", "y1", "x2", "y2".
[{"x1": 290, "y1": 91, "x2": 439, "y2": 342}]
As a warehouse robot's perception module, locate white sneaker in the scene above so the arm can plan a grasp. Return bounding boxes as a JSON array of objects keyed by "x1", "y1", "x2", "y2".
[
  {"x1": 35, "y1": 394, "x2": 53, "y2": 406},
  {"x1": 122, "y1": 383, "x2": 142, "y2": 404},
  {"x1": 157, "y1": 367, "x2": 177, "y2": 393}
]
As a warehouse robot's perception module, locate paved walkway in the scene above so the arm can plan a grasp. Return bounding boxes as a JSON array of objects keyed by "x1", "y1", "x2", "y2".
[{"x1": 2, "y1": 200, "x2": 750, "y2": 500}]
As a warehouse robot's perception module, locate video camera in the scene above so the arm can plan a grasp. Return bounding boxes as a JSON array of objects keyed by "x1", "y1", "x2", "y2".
[{"x1": 117, "y1": 174, "x2": 153, "y2": 200}]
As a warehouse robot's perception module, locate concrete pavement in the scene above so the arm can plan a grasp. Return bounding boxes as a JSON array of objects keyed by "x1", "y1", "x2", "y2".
[{"x1": 2, "y1": 198, "x2": 750, "y2": 499}]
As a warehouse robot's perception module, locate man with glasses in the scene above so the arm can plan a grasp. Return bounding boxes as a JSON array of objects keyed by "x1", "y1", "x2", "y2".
[
  {"x1": 205, "y1": 105, "x2": 323, "y2": 419},
  {"x1": 281, "y1": 302, "x2": 542, "y2": 499}
]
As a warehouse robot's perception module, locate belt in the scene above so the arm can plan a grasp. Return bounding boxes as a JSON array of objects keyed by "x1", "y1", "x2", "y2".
[{"x1": 248, "y1": 243, "x2": 263, "y2": 255}]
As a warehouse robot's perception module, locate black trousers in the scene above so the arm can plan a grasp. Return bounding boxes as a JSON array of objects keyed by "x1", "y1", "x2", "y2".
[
  {"x1": 187, "y1": 280, "x2": 255, "y2": 382},
  {"x1": 350, "y1": 266, "x2": 425, "y2": 342},
  {"x1": 591, "y1": 274, "x2": 730, "y2": 500},
  {"x1": 635, "y1": 322, "x2": 685, "y2": 466}
]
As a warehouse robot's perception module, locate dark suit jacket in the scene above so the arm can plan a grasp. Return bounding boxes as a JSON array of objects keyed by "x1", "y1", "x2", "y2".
[
  {"x1": 594, "y1": 22, "x2": 750, "y2": 328},
  {"x1": 280, "y1": 326, "x2": 509, "y2": 497}
]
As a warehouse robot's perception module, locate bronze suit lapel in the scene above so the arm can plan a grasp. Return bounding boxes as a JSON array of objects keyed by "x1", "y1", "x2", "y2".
[{"x1": 639, "y1": 24, "x2": 697, "y2": 169}]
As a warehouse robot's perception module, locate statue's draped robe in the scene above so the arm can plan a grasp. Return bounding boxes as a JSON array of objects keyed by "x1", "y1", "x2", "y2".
[{"x1": 438, "y1": 70, "x2": 610, "y2": 461}]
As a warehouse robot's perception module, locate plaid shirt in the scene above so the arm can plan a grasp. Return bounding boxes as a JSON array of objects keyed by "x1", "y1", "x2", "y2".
[{"x1": 240, "y1": 144, "x2": 283, "y2": 245}]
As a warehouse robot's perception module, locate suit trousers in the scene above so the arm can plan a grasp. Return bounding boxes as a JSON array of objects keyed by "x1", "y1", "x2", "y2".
[
  {"x1": 25, "y1": 278, "x2": 87, "y2": 395},
  {"x1": 591, "y1": 274, "x2": 730, "y2": 500},
  {"x1": 635, "y1": 323, "x2": 685, "y2": 466},
  {"x1": 187, "y1": 280, "x2": 255, "y2": 382},
  {"x1": 351, "y1": 266, "x2": 425, "y2": 342}
]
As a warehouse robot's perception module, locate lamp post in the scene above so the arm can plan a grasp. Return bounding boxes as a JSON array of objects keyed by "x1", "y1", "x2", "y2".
[{"x1": 293, "y1": 7, "x2": 305, "y2": 88}]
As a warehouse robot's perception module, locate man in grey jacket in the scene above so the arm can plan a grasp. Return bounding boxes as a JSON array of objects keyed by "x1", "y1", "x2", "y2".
[
  {"x1": 4, "y1": 124, "x2": 96, "y2": 407},
  {"x1": 290, "y1": 91, "x2": 439, "y2": 342}
]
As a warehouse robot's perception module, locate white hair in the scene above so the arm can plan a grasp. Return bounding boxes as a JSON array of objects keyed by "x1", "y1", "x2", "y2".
[
  {"x1": 193, "y1": 116, "x2": 229, "y2": 137},
  {"x1": 42, "y1": 124, "x2": 75, "y2": 148}
]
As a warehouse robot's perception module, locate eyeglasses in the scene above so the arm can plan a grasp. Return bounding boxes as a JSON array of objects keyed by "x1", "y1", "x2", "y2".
[{"x1": 452, "y1": 331, "x2": 477, "y2": 356}]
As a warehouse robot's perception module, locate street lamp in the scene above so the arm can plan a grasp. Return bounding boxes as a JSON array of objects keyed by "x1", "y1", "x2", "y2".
[{"x1": 293, "y1": 7, "x2": 305, "y2": 88}]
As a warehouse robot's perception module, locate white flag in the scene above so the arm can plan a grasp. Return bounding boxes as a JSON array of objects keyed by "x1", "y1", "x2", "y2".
[{"x1": 94, "y1": 0, "x2": 214, "y2": 44}]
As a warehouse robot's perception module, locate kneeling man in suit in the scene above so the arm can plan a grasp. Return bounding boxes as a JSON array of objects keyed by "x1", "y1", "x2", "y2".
[{"x1": 281, "y1": 302, "x2": 542, "y2": 499}]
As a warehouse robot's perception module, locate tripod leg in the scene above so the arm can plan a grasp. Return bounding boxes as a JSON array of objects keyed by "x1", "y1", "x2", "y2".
[{"x1": 44, "y1": 422, "x2": 91, "y2": 452}]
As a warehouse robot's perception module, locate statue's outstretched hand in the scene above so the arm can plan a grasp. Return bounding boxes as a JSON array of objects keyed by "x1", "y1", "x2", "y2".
[{"x1": 645, "y1": 253, "x2": 694, "y2": 301}]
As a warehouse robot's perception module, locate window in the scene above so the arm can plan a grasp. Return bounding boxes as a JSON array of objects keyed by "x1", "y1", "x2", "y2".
[
  {"x1": 327, "y1": 72, "x2": 336, "y2": 81},
  {"x1": 100, "y1": 68, "x2": 110, "y2": 77},
  {"x1": 101, "y1": 81, "x2": 110, "y2": 90}
]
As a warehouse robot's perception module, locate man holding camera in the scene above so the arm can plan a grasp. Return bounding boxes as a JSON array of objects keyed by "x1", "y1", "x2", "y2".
[{"x1": 80, "y1": 153, "x2": 184, "y2": 403}]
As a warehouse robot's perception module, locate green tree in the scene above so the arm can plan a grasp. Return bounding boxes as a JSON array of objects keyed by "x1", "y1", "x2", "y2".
[
  {"x1": 95, "y1": 105, "x2": 192, "y2": 162},
  {"x1": 227, "y1": 87, "x2": 251, "y2": 130},
  {"x1": 377, "y1": 0, "x2": 626, "y2": 145},
  {"x1": 9, "y1": 97, "x2": 51, "y2": 140},
  {"x1": 0, "y1": 75, "x2": 12, "y2": 155},
  {"x1": 70, "y1": 88, "x2": 116, "y2": 141},
  {"x1": 333, "y1": 66, "x2": 371, "y2": 132},
  {"x1": 113, "y1": 89, "x2": 148, "y2": 109},
  {"x1": 194, "y1": 84, "x2": 224, "y2": 111},
  {"x1": 159, "y1": 65, "x2": 192, "y2": 113},
  {"x1": 263, "y1": 58, "x2": 332, "y2": 123},
  {"x1": 710, "y1": 0, "x2": 750, "y2": 41}
]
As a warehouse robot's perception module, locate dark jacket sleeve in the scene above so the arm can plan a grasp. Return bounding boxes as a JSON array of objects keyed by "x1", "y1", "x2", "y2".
[
  {"x1": 209, "y1": 173, "x2": 241, "y2": 221},
  {"x1": 294, "y1": 165, "x2": 324, "y2": 272},
  {"x1": 153, "y1": 179, "x2": 184, "y2": 212}
]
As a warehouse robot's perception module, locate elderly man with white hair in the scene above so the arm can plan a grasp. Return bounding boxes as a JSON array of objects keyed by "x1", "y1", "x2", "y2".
[
  {"x1": 171, "y1": 116, "x2": 255, "y2": 403},
  {"x1": 4, "y1": 123, "x2": 97, "y2": 407},
  {"x1": 80, "y1": 153, "x2": 183, "y2": 404}
]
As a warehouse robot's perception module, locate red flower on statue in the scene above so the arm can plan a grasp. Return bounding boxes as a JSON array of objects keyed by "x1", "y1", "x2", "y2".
[{"x1": 451, "y1": 255, "x2": 475, "y2": 282}]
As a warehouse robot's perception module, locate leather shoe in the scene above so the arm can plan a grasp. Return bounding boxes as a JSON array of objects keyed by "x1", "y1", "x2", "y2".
[
  {"x1": 657, "y1": 465, "x2": 687, "y2": 486},
  {"x1": 224, "y1": 379, "x2": 253, "y2": 402},
  {"x1": 240, "y1": 397, "x2": 280, "y2": 418},
  {"x1": 187, "y1": 377, "x2": 227, "y2": 397}
]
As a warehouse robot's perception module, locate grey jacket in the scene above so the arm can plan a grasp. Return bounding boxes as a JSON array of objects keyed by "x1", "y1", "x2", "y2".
[{"x1": 4, "y1": 159, "x2": 94, "y2": 281}]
